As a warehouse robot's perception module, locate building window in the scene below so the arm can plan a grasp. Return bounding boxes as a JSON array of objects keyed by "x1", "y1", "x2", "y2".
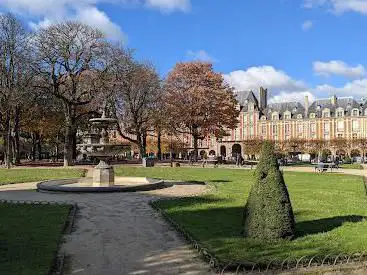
[
  {"x1": 352, "y1": 109, "x2": 359, "y2": 116},
  {"x1": 272, "y1": 125, "x2": 278, "y2": 135},
  {"x1": 261, "y1": 125, "x2": 266, "y2": 135},
  {"x1": 310, "y1": 113, "x2": 316, "y2": 119},
  {"x1": 337, "y1": 121, "x2": 344, "y2": 132},
  {"x1": 310, "y1": 123, "x2": 316, "y2": 134},
  {"x1": 337, "y1": 134, "x2": 343, "y2": 138},
  {"x1": 352, "y1": 133, "x2": 358, "y2": 139},
  {"x1": 352, "y1": 120, "x2": 360, "y2": 131},
  {"x1": 297, "y1": 124, "x2": 303, "y2": 133},
  {"x1": 323, "y1": 111, "x2": 330, "y2": 118},
  {"x1": 285, "y1": 124, "x2": 290, "y2": 135},
  {"x1": 324, "y1": 122, "x2": 330, "y2": 133},
  {"x1": 336, "y1": 110, "x2": 344, "y2": 117}
]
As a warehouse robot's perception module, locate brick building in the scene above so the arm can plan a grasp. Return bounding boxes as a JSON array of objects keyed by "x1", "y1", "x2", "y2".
[{"x1": 194, "y1": 87, "x2": 367, "y2": 160}]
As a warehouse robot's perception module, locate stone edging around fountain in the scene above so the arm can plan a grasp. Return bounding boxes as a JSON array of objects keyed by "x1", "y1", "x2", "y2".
[{"x1": 37, "y1": 177, "x2": 166, "y2": 193}]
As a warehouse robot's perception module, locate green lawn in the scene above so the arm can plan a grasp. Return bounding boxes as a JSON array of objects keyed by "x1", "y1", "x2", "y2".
[
  {"x1": 286, "y1": 162, "x2": 363, "y2": 170},
  {"x1": 0, "y1": 168, "x2": 86, "y2": 185},
  {"x1": 339, "y1": 163, "x2": 364, "y2": 170},
  {"x1": 0, "y1": 203, "x2": 71, "y2": 275},
  {"x1": 116, "y1": 166, "x2": 367, "y2": 266}
]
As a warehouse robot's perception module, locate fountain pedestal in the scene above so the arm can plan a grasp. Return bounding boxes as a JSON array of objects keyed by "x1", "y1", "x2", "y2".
[{"x1": 93, "y1": 160, "x2": 114, "y2": 187}]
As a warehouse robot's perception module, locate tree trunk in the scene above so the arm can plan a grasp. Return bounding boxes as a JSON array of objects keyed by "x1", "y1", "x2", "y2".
[
  {"x1": 64, "y1": 124, "x2": 74, "y2": 167},
  {"x1": 193, "y1": 134, "x2": 199, "y2": 162},
  {"x1": 72, "y1": 128, "x2": 77, "y2": 160},
  {"x1": 36, "y1": 133, "x2": 42, "y2": 160},
  {"x1": 63, "y1": 103, "x2": 75, "y2": 167},
  {"x1": 31, "y1": 132, "x2": 36, "y2": 161},
  {"x1": 3, "y1": 111, "x2": 12, "y2": 169},
  {"x1": 157, "y1": 130, "x2": 162, "y2": 160},
  {"x1": 12, "y1": 106, "x2": 20, "y2": 165}
]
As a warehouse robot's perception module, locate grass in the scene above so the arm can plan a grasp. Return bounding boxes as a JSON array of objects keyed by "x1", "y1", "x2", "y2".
[
  {"x1": 286, "y1": 162, "x2": 364, "y2": 170},
  {"x1": 0, "y1": 203, "x2": 71, "y2": 275},
  {"x1": 339, "y1": 163, "x2": 364, "y2": 170},
  {"x1": 115, "y1": 166, "x2": 367, "y2": 265},
  {"x1": 0, "y1": 168, "x2": 86, "y2": 185}
]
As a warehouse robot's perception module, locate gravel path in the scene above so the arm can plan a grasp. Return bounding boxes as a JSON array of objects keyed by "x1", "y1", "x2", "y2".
[
  {"x1": 0, "y1": 181, "x2": 211, "y2": 275},
  {"x1": 1, "y1": 165, "x2": 366, "y2": 275}
]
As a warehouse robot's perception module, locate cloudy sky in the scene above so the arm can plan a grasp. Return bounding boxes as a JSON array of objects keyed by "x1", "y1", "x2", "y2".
[{"x1": 1, "y1": 0, "x2": 367, "y2": 104}]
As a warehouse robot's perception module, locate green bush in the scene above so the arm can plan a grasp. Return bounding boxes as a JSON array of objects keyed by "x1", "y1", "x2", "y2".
[
  {"x1": 344, "y1": 156, "x2": 352, "y2": 164},
  {"x1": 243, "y1": 141, "x2": 295, "y2": 241}
]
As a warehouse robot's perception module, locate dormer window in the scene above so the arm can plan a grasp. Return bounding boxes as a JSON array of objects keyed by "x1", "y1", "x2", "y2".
[
  {"x1": 310, "y1": 113, "x2": 316, "y2": 119},
  {"x1": 284, "y1": 111, "x2": 291, "y2": 120},
  {"x1": 322, "y1": 108, "x2": 330, "y2": 118},
  {"x1": 272, "y1": 113, "x2": 278, "y2": 120},
  {"x1": 336, "y1": 109, "x2": 344, "y2": 117},
  {"x1": 297, "y1": 114, "x2": 303, "y2": 119},
  {"x1": 352, "y1": 109, "x2": 359, "y2": 116},
  {"x1": 261, "y1": 116, "x2": 266, "y2": 121}
]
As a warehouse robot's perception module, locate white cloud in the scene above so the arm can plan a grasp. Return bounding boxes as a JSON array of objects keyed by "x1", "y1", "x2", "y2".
[
  {"x1": 313, "y1": 60, "x2": 366, "y2": 78},
  {"x1": 0, "y1": 0, "x2": 191, "y2": 40},
  {"x1": 315, "y1": 79, "x2": 367, "y2": 97},
  {"x1": 302, "y1": 20, "x2": 313, "y2": 31},
  {"x1": 223, "y1": 66, "x2": 314, "y2": 104},
  {"x1": 223, "y1": 66, "x2": 307, "y2": 92},
  {"x1": 145, "y1": 0, "x2": 191, "y2": 12},
  {"x1": 77, "y1": 7, "x2": 126, "y2": 42},
  {"x1": 269, "y1": 91, "x2": 316, "y2": 104},
  {"x1": 186, "y1": 50, "x2": 218, "y2": 63},
  {"x1": 304, "y1": 0, "x2": 367, "y2": 15}
]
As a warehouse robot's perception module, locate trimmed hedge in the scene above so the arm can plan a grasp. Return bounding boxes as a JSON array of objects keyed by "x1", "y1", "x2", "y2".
[{"x1": 243, "y1": 141, "x2": 295, "y2": 241}]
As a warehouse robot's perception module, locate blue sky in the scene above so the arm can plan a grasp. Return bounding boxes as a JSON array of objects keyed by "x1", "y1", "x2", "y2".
[{"x1": 1, "y1": 0, "x2": 367, "y2": 103}]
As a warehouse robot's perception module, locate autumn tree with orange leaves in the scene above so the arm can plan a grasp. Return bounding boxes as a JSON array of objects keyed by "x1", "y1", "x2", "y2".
[{"x1": 164, "y1": 62, "x2": 239, "y2": 161}]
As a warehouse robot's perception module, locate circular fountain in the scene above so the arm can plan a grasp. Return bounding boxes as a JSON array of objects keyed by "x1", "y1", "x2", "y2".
[{"x1": 37, "y1": 113, "x2": 165, "y2": 193}]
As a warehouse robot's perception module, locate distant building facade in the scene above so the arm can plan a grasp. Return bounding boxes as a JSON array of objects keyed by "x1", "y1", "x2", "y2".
[{"x1": 194, "y1": 87, "x2": 367, "y2": 159}]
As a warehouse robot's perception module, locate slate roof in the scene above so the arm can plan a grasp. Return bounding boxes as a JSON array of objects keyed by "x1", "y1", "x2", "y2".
[
  {"x1": 263, "y1": 102, "x2": 305, "y2": 119},
  {"x1": 308, "y1": 97, "x2": 360, "y2": 117},
  {"x1": 234, "y1": 90, "x2": 259, "y2": 112}
]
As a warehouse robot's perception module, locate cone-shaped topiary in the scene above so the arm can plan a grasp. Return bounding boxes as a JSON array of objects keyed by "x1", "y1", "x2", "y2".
[{"x1": 243, "y1": 141, "x2": 295, "y2": 241}]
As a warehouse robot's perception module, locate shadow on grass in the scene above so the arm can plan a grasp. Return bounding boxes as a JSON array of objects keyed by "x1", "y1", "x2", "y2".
[
  {"x1": 157, "y1": 199, "x2": 367, "y2": 263},
  {"x1": 296, "y1": 215, "x2": 365, "y2": 237},
  {"x1": 159, "y1": 198, "x2": 366, "y2": 240},
  {"x1": 208, "y1": 180, "x2": 232, "y2": 183}
]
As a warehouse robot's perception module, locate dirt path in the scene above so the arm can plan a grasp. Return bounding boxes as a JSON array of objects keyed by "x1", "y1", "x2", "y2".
[{"x1": 0, "y1": 181, "x2": 211, "y2": 275}]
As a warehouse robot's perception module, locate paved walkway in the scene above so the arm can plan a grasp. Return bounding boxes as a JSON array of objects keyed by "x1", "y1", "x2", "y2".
[
  {"x1": 1, "y1": 165, "x2": 366, "y2": 275},
  {"x1": 0, "y1": 181, "x2": 212, "y2": 275}
]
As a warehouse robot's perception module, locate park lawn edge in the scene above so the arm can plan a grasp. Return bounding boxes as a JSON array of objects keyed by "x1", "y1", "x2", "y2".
[
  {"x1": 0, "y1": 168, "x2": 87, "y2": 185},
  {"x1": 149, "y1": 171, "x2": 367, "y2": 272},
  {"x1": 0, "y1": 201, "x2": 76, "y2": 275}
]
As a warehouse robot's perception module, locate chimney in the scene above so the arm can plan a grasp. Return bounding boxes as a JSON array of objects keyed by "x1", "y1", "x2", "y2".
[
  {"x1": 304, "y1": 95, "x2": 309, "y2": 117},
  {"x1": 259, "y1": 87, "x2": 268, "y2": 110},
  {"x1": 331, "y1": 95, "x2": 337, "y2": 105}
]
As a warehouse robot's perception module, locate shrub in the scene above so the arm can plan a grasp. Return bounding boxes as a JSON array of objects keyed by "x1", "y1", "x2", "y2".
[
  {"x1": 344, "y1": 156, "x2": 352, "y2": 164},
  {"x1": 243, "y1": 141, "x2": 295, "y2": 241}
]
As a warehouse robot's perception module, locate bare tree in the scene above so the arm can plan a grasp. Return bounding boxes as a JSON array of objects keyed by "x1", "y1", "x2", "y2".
[
  {"x1": 33, "y1": 22, "x2": 109, "y2": 166},
  {"x1": 0, "y1": 13, "x2": 32, "y2": 168},
  {"x1": 110, "y1": 47, "x2": 161, "y2": 158}
]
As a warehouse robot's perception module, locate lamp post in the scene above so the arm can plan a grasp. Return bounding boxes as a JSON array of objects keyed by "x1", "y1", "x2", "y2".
[{"x1": 216, "y1": 137, "x2": 223, "y2": 159}]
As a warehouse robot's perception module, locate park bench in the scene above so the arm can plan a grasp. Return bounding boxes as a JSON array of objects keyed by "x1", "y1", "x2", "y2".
[{"x1": 314, "y1": 163, "x2": 339, "y2": 173}]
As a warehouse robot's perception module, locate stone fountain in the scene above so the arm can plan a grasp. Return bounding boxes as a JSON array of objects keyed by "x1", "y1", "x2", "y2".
[
  {"x1": 37, "y1": 113, "x2": 166, "y2": 193},
  {"x1": 77, "y1": 112, "x2": 128, "y2": 187}
]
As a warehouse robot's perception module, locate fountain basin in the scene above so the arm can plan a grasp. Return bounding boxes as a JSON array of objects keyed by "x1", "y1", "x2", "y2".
[{"x1": 37, "y1": 177, "x2": 166, "y2": 193}]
